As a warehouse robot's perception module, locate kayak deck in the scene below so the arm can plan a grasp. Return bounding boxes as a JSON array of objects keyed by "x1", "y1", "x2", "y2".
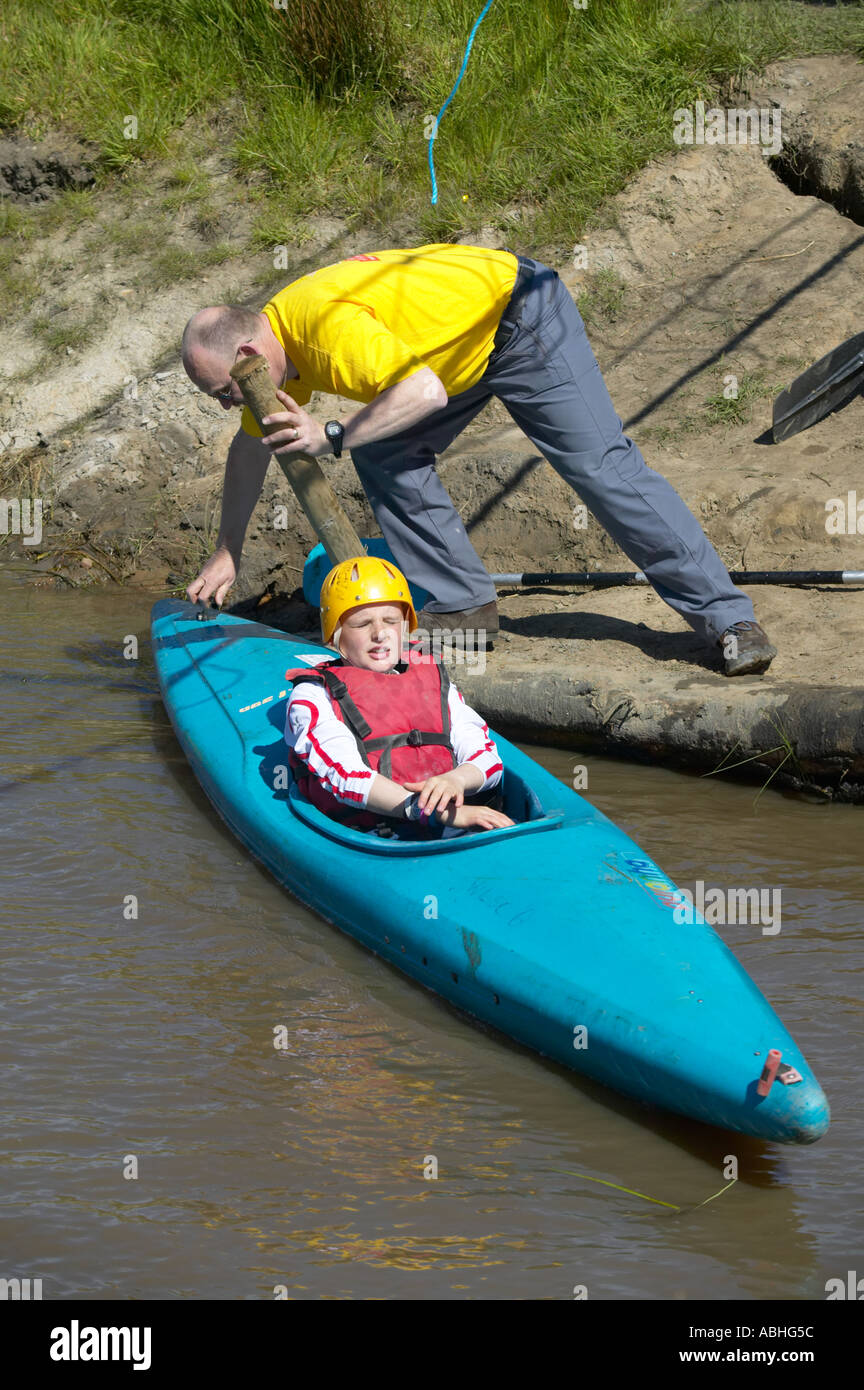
[{"x1": 151, "y1": 599, "x2": 830, "y2": 1144}]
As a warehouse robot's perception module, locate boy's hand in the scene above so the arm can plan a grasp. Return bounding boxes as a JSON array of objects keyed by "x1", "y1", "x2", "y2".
[
  {"x1": 402, "y1": 775, "x2": 515, "y2": 832},
  {"x1": 450, "y1": 804, "x2": 515, "y2": 832},
  {"x1": 402, "y1": 772, "x2": 468, "y2": 816}
]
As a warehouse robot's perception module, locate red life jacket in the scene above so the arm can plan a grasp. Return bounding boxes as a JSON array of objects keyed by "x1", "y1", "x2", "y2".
[{"x1": 284, "y1": 652, "x2": 456, "y2": 831}]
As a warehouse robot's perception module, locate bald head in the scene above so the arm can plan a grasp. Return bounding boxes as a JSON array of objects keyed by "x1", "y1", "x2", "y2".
[
  {"x1": 181, "y1": 305, "x2": 262, "y2": 373},
  {"x1": 181, "y1": 303, "x2": 291, "y2": 410}
]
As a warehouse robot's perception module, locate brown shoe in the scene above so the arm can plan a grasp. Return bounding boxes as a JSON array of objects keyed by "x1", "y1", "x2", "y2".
[
  {"x1": 719, "y1": 620, "x2": 777, "y2": 676},
  {"x1": 415, "y1": 600, "x2": 499, "y2": 651}
]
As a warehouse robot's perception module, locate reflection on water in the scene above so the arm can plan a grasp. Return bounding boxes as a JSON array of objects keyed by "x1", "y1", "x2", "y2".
[{"x1": 0, "y1": 575, "x2": 861, "y2": 1299}]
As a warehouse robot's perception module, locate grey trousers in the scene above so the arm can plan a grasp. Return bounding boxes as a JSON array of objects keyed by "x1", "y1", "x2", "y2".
[{"x1": 349, "y1": 256, "x2": 755, "y2": 643}]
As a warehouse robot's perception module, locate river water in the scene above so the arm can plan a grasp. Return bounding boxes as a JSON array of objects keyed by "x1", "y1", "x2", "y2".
[{"x1": 1, "y1": 574, "x2": 860, "y2": 1301}]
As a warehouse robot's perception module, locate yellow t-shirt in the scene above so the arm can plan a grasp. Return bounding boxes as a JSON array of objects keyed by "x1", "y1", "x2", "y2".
[{"x1": 240, "y1": 243, "x2": 518, "y2": 438}]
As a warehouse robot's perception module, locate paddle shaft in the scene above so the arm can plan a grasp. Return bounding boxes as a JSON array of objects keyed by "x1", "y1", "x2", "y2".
[
  {"x1": 230, "y1": 354, "x2": 365, "y2": 564},
  {"x1": 492, "y1": 569, "x2": 864, "y2": 587}
]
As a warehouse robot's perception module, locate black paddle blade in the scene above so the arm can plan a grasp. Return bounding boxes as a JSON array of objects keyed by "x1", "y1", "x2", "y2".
[{"x1": 772, "y1": 331, "x2": 864, "y2": 442}]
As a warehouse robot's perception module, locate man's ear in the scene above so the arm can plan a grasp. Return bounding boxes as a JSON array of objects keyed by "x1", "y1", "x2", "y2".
[{"x1": 235, "y1": 341, "x2": 259, "y2": 358}]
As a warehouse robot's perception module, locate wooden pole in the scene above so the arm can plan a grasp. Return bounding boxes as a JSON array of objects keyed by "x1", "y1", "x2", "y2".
[{"x1": 230, "y1": 354, "x2": 366, "y2": 564}]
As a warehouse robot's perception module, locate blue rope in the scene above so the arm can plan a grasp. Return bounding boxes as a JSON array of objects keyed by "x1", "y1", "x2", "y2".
[{"x1": 428, "y1": 0, "x2": 497, "y2": 205}]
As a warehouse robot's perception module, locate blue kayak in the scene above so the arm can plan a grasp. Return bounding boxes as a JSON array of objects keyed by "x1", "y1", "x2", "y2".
[{"x1": 150, "y1": 598, "x2": 830, "y2": 1144}]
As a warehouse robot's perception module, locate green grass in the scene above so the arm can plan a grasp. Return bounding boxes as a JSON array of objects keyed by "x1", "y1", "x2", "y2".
[
  {"x1": 703, "y1": 712, "x2": 805, "y2": 808},
  {"x1": 103, "y1": 219, "x2": 158, "y2": 258},
  {"x1": 576, "y1": 267, "x2": 628, "y2": 328},
  {"x1": 0, "y1": 262, "x2": 44, "y2": 318},
  {"x1": 34, "y1": 187, "x2": 99, "y2": 234},
  {"x1": 31, "y1": 311, "x2": 103, "y2": 352},
  {"x1": 1, "y1": 0, "x2": 863, "y2": 260},
  {"x1": 0, "y1": 202, "x2": 37, "y2": 241},
  {"x1": 0, "y1": 203, "x2": 39, "y2": 311},
  {"x1": 176, "y1": 492, "x2": 222, "y2": 572},
  {"x1": 703, "y1": 367, "x2": 776, "y2": 426},
  {"x1": 140, "y1": 241, "x2": 238, "y2": 290},
  {"x1": 645, "y1": 364, "x2": 780, "y2": 445}
]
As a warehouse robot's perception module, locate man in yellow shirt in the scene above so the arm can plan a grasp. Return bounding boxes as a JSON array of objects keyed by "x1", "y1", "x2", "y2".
[{"x1": 181, "y1": 243, "x2": 775, "y2": 675}]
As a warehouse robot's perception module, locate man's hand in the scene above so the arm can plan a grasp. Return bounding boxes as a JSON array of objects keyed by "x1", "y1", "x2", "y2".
[
  {"x1": 186, "y1": 545, "x2": 237, "y2": 606},
  {"x1": 261, "y1": 389, "x2": 330, "y2": 458}
]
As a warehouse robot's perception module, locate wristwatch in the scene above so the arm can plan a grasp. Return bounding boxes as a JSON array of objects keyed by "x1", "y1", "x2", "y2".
[
  {"x1": 403, "y1": 792, "x2": 439, "y2": 826},
  {"x1": 324, "y1": 420, "x2": 345, "y2": 458}
]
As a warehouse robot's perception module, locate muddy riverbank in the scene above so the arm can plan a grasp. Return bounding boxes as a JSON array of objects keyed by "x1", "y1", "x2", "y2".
[{"x1": 2, "y1": 56, "x2": 863, "y2": 796}]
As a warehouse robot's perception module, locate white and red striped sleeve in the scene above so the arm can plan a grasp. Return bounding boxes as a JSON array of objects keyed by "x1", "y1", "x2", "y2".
[
  {"x1": 285, "y1": 683, "x2": 375, "y2": 809},
  {"x1": 447, "y1": 684, "x2": 503, "y2": 789}
]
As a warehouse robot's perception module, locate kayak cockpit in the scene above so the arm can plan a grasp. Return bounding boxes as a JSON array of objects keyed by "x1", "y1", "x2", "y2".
[
  {"x1": 251, "y1": 700, "x2": 567, "y2": 855},
  {"x1": 284, "y1": 763, "x2": 566, "y2": 855}
]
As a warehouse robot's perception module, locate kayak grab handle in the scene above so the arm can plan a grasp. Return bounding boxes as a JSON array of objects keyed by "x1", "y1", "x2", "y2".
[
  {"x1": 193, "y1": 600, "x2": 219, "y2": 622},
  {"x1": 756, "y1": 1049, "x2": 782, "y2": 1096}
]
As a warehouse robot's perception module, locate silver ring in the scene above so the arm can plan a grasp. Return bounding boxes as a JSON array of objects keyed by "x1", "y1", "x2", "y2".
[{"x1": 292, "y1": 428, "x2": 298, "y2": 439}]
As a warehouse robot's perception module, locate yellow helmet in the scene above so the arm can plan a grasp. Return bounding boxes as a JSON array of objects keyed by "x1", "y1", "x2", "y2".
[{"x1": 319, "y1": 555, "x2": 417, "y2": 645}]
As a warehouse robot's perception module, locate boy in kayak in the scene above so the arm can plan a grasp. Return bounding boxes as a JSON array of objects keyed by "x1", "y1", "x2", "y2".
[{"x1": 283, "y1": 556, "x2": 515, "y2": 837}]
